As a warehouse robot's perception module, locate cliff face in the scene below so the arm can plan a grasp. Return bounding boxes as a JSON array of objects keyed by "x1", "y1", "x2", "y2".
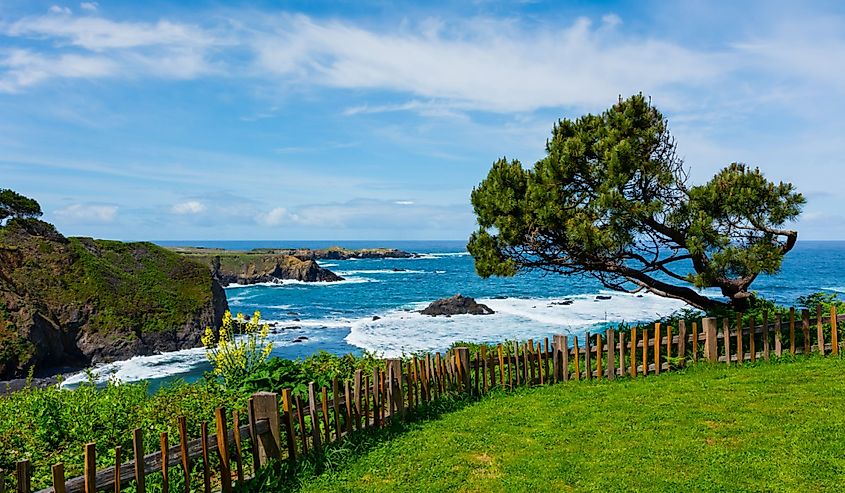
[
  {"x1": 0, "y1": 219, "x2": 228, "y2": 379},
  {"x1": 194, "y1": 254, "x2": 344, "y2": 286}
]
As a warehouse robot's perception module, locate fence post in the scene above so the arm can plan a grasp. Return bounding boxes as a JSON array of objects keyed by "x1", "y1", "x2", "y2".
[
  {"x1": 606, "y1": 329, "x2": 615, "y2": 380},
  {"x1": 251, "y1": 392, "x2": 282, "y2": 464},
  {"x1": 160, "y1": 432, "x2": 170, "y2": 493},
  {"x1": 16, "y1": 460, "x2": 31, "y2": 493},
  {"x1": 618, "y1": 331, "x2": 626, "y2": 378},
  {"x1": 386, "y1": 359, "x2": 405, "y2": 419},
  {"x1": 703, "y1": 317, "x2": 718, "y2": 363},
  {"x1": 132, "y1": 428, "x2": 146, "y2": 493},
  {"x1": 280, "y1": 389, "x2": 296, "y2": 460},
  {"x1": 84, "y1": 443, "x2": 96, "y2": 493},
  {"x1": 677, "y1": 320, "x2": 687, "y2": 366},
  {"x1": 51, "y1": 463, "x2": 66, "y2": 493},
  {"x1": 832, "y1": 305, "x2": 839, "y2": 355},
  {"x1": 552, "y1": 335, "x2": 563, "y2": 381},
  {"x1": 455, "y1": 348, "x2": 470, "y2": 395},
  {"x1": 584, "y1": 332, "x2": 592, "y2": 380},
  {"x1": 214, "y1": 408, "x2": 232, "y2": 493},
  {"x1": 561, "y1": 336, "x2": 570, "y2": 381},
  {"x1": 308, "y1": 383, "x2": 323, "y2": 454}
]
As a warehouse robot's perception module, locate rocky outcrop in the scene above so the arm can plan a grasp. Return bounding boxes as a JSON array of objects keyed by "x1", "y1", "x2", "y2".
[
  {"x1": 0, "y1": 219, "x2": 228, "y2": 380},
  {"x1": 304, "y1": 247, "x2": 417, "y2": 260},
  {"x1": 199, "y1": 254, "x2": 344, "y2": 287},
  {"x1": 171, "y1": 246, "x2": 417, "y2": 261},
  {"x1": 420, "y1": 294, "x2": 495, "y2": 316}
]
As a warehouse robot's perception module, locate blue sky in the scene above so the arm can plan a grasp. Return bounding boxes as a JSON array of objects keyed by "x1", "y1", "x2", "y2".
[{"x1": 1, "y1": 0, "x2": 843, "y2": 241}]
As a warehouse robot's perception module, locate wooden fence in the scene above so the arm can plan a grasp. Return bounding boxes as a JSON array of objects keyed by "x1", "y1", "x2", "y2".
[{"x1": 5, "y1": 305, "x2": 843, "y2": 493}]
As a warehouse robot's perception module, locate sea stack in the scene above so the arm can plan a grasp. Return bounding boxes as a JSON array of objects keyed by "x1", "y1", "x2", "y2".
[{"x1": 420, "y1": 294, "x2": 495, "y2": 316}]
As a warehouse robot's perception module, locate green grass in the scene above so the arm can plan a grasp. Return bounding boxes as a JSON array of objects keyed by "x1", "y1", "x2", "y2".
[{"x1": 296, "y1": 357, "x2": 845, "y2": 492}]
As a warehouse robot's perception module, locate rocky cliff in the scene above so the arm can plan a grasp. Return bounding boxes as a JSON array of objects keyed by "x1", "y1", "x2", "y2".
[
  {"x1": 171, "y1": 246, "x2": 417, "y2": 261},
  {"x1": 0, "y1": 219, "x2": 228, "y2": 379},
  {"x1": 188, "y1": 253, "x2": 344, "y2": 286}
]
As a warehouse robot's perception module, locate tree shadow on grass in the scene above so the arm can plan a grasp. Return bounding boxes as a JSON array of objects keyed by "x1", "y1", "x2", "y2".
[{"x1": 235, "y1": 392, "x2": 483, "y2": 492}]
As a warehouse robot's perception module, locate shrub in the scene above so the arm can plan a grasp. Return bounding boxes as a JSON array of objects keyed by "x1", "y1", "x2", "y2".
[{"x1": 202, "y1": 310, "x2": 272, "y2": 386}]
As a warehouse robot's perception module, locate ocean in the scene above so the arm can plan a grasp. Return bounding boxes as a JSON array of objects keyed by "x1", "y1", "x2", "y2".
[{"x1": 62, "y1": 240, "x2": 845, "y2": 391}]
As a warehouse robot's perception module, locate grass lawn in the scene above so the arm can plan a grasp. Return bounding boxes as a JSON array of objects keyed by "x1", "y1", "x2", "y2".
[{"x1": 296, "y1": 357, "x2": 845, "y2": 492}]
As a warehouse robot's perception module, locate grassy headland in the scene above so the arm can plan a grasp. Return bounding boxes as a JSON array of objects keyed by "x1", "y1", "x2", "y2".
[
  {"x1": 295, "y1": 356, "x2": 845, "y2": 492},
  {"x1": 0, "y1": 218, "x2": 226, "y2": 379}
]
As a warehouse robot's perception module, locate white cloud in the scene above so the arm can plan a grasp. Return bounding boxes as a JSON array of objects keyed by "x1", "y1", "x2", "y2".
[
  {"x1": 258, "y1": 207, "x2": 297, "y2": 226},
  {"x1": 48, "y1": 5, "x2": 71, "y2": 15},
  {"x1": 283, "y1": 198, "x2": 472, "y2": 230},
  {"x1": 0, "y1": 49, "x2": 116, "y2": 92},
  {"x1": 7, "y1": 16, "x2": 213, "y2": 51},
  {"x1": 252, "y1": 15, "x2": 726, "y2": 113},
  {"x1": 171, "y1": 200, "x2": 207, "y2": 215},
  {"x1": 55, "y1": 203, "x2": 118, "y2": 222},
  {"x1": 394, "y1": 200, "x2": 414, "y2": 205},
  {"x1": 0, "y1": 13, "x2": 222, "y2": 90},
  {"x1": 80, "y1": 2, "x2": 98, "y2": 11}
]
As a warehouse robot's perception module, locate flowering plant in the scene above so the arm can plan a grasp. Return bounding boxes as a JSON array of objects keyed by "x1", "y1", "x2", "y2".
[{"x1": 202, "y1": 310, "x2": 273, "y2": 385}]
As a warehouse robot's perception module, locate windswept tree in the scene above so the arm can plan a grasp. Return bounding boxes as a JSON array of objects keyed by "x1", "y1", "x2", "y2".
[
  {"x1": 0, "y1": 188, "x2": 42, "y2": 225},
  {"x1": 468, "y1": 95, "x2": 804, "y2": 312}
]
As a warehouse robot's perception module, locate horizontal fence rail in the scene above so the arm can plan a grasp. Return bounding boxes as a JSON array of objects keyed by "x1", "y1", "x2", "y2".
[{"x1": 5, "y1": 306, "x2": 843, "y2": 492}]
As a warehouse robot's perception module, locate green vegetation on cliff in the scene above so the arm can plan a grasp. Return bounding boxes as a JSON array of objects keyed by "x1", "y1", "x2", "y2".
[{"x1": 0, "y1": 216, "x2": 226, "y2": 378}]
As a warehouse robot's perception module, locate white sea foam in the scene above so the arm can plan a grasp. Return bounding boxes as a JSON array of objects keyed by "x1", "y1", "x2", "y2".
[
  {"x1": 335, "y1": 269, "x2": 427, "y2": 275},
  {"x1": 61, "y1": 346, "x2": 208, "y2": 387},
  {"x1": 61, "y1": 330, "x2": 328, "y2": 387},
  {"x1": 264, "y1": 317, "x2": 354, "y2": 329},
  {"x1": 345, "y1": 292, "x2": 690, "y2": 357},
  {"x1": 223, "y1": 277, "x2": 376, "y2": 289},
  {"x1": 404, "y1": 251, "x2": 469, "y2": 260},
  {"x1": 319, "y1": 263, "x2": 339, "y2": 267},
  {"x1": 822, "y1": 286, "x2": 845, "y2": 293}
]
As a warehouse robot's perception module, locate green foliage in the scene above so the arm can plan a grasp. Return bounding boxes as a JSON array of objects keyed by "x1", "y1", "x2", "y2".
[
  {"x1": 238, "y1": 351, "x2": 384, "y2": 399},
  {"x1": 468, "y1": 94, "x2": 804, "y2": 311},
  {"x1": 0, "y1": 375, "x2": 242, "y2": 490},
  {"x1": 0, "y1": 189, "x2": 42, "y2": 225},
  {"x1": 797, "y1": 292, "x2": 845, "y2": 313}
]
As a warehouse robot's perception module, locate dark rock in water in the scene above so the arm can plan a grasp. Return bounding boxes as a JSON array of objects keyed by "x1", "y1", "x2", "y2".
[
  {"x1": 287, "y1": 312, "x2": 299, "y2": 316},
  {"x1": 372, "y1": 316, "x2": 381, "y2": 321},
  {"x1": 292, "y1": 318, "x2": 300, "y2": 322},
  {"x1": 391, "y1": 268, "x2": 406, "y2": 272},
  {"x1": 291, "y1": 335, "x2": 309, "y2": 343},
  {"x1": 551, "y1": 299, "x2": 573, "y2": 306},
  {"x1": 493, "y1": 295, "x2": 508, "y2": 299},
  {"x1": 636, "y1": 294, "x2": 644, "y2": 298},
  {"x1": 420, "y1": 294, "x2": 494, "y2": 316},
  {"x1": 595, "y1": 295, "x2": 612, "y2": 301}
]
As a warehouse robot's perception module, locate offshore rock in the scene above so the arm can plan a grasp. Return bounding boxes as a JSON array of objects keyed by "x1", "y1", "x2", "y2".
[{"x1": 420, "y1": 294, "x2": 495, "y2": 316}]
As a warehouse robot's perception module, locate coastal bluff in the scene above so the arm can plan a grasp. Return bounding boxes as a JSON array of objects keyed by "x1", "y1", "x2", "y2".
[
  {"x1": 172, "y1": 246, "x2": 417, "y2": 286},
  {"x1": 183, "y1": 251, "x2": 344, "y2": 286},
  {"x1": 0, "y1": 219, "x2": 228, "y2": 380}
]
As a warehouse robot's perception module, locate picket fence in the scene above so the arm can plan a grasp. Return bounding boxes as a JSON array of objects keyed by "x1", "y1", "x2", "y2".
[{"x1": 4, "y1": 305, "x2": 843, "y2": 493}]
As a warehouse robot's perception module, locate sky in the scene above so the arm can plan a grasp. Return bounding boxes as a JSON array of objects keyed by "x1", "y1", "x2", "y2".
[{"x1": 1, "y1": 0, "x2": 844, "y2": 241}]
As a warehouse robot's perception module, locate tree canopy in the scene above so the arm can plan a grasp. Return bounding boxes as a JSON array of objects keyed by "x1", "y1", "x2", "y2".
[
  {"x1": 468, "y1": 95, "x2": 804, "y2": 311},
  {"x1": 0, "y1": 188, "x2": 43, "y2": 225}
]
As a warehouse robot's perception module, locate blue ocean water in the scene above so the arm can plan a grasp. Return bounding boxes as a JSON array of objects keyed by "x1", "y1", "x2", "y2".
[{"x1": 63, "y1": 240, "x2": 845, "y2": 390}]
